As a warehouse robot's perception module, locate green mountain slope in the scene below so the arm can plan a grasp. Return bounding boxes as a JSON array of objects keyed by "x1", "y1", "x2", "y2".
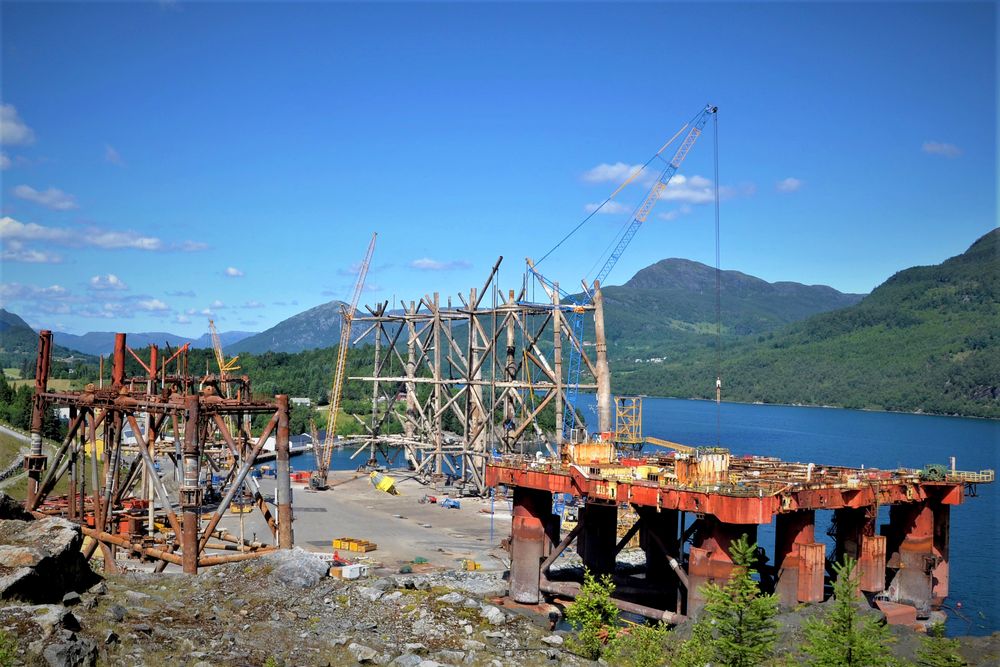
[
  {"x1": 616, "y1": 229, "x2": 1000, "y2": 417},
  {"x1": 597, "y1": 259, "x2": 864, "y2": 361},
  {"x1": 229, "y1": 301, "x2": 350, "y2": 354},
  {"x1": 0, "y1": 310, "x2": 93, "y2": 370}
]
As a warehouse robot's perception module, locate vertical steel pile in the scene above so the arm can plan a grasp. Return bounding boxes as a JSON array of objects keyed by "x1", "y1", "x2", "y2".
[{"x1": 23, "y1": 330, "x2": 294, "y2": 573}]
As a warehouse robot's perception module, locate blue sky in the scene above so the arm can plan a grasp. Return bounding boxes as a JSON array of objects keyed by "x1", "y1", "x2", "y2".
[{"x1": 1, "y1": 1, "x2": 995, "y2": 336}]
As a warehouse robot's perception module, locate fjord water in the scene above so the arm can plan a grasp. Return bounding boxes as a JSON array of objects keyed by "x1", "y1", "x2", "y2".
[{"x1": 576, "y1": 394, "x2": 999, "y2": 635}]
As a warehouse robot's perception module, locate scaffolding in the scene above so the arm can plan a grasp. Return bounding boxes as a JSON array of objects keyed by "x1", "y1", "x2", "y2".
[
  {"x1": 23, "y1": 331, "x2": 294, "y2": 574},
  {"x1": 347, "y1": 257, "x2": 613, "y2": 494}
]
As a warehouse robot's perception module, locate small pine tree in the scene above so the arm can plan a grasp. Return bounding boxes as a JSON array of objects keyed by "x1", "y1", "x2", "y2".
[
  {"x1": 699, "y1": 534, "x2": 780, "y2": 667},
  {"x1": 565, "y1": 569, "x2": 620, "y2": 660},
  {"x1": 669, "y1": 616, "x2": 716, "y2": 667},
  {"x1": 802, "y1": 555, "x2": 898, "y2": 667},
  {"x1": 606, "y1": 621, "x2": 670, "y2": 667},
  {"x1": 916, "y1": 623, "x2": 967, "y2": 667}
]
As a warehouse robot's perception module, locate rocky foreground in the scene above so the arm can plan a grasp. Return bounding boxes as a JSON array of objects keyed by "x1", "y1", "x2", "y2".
[{"x1": 1, "y1": 501, "x2": 997, "y2": 667}]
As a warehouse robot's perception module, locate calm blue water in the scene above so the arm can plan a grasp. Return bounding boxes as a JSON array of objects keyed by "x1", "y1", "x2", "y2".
[{"x1": 576, "y1": 394, "x2": 999, "y2": 635}]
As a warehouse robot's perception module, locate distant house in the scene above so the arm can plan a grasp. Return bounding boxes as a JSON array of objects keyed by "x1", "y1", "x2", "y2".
[{"x1": 290, "y1": 397, "x2": 312, "y2": 407}]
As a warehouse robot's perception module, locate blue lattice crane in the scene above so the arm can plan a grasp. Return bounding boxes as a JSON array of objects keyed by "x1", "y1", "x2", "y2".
[{"x1": 529, "y1": 104, "x2": 717, "y2": 440}]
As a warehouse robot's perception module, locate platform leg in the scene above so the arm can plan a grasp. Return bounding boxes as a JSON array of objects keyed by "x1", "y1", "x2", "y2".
[{"x1": 510, "y1": 487, "x2": 552, "y2": 604}]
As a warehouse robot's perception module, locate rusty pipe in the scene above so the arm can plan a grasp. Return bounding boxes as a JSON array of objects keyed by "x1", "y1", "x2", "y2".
[{"x1": 539, "y1": 576, "x2": 686, "y2": 624}]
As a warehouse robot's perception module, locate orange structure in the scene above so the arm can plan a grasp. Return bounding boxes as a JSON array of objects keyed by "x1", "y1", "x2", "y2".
[{"x1": 487, "y1": 450, "x2": 993, "y2": 625}]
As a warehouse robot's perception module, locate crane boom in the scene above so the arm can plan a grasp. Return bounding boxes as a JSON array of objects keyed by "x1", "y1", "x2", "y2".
[
  {"x1": 592, "y1": 104, "x2": 716, "y2": 289},
  {"x1": 313, "y1": 232, "x2": 377, "y2": 488}
]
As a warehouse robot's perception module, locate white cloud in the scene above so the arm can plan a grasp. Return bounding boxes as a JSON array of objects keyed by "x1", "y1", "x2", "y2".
[
  {"x1": 0, "y1": 239, "x2": 62, "y2": 263},
  {"x1": 776, "y1": 177, "x2": 802, "y2": 193},
  {"x1": 88, "y1": 274, "x2": 129, "y2": 291},
  {"x1": 922, "y1": 141, "x2": 961, "y2": 158},
  {"x1": 104, "y1": 144, "x2": 124, "y2": 166},
  {"x1": 658, "y1": 174, "x2": 715, "y2": 205},
  {"x1": 582, "y1": 162, "x2": 646, "y2": 185},
  {"x1": 0, "y1": 153, "x2": 9, "y2": 170},
  {"x1": 0, "y1": 105, "x2": 35, "y2": 145},
  {"x1": 0, "y1": 282, "x2": 69, "y2": 306},
  {"x1": 180, "y1": 240, "x2": 208, "y2": 252},
  {"x1": 224, "y1": 266, "x2": 244, "y2": 277},
  {"x1": 199, "y1": 308, "x2": 214, "y2": 317},
  {"x1": 241, "y1": 300, "x2": 265, "y2": 309},
  {"x1": 0, "y1": 216, "x2": 194, "y2": 252},
  {"x1": 409, "y1": 257, "x2": 472, "y2": 271},
  {"x1": 584, "y1": 201, "x2": 632, "y2": 215},
  {"x1": 13, "y1": 185, "x2": 79, "y2": 211},
  {"x1": 137, "y1": 298, "x2": 168, "y2": 312},
  {"x1": 175, "y1": 314, "x2": 191, "y2": 324},
  {"x1": 658, "y1": 205, "x2": 693, "y2": 221},
  {"x1": 210, "y1": 299, "x2": 226, "y2": 309}
]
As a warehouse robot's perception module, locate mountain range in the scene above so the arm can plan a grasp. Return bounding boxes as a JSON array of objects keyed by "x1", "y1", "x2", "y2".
[
  {"x1": 2, "y1": 229, "x2": 996, "y2": 417},
  {"x1": 50, "y1": 329, "x2": 257, "y2": 357}
]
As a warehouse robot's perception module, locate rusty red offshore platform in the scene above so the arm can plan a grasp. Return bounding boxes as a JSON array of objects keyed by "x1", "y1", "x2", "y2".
[{"x1": 486, "y1": 445, "x2": 994, "y2": 626}]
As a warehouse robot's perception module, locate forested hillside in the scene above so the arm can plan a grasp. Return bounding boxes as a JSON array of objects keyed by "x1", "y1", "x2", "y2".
[{"x1": 616, "y1": 229, "x2": 1000, "y2": 417}]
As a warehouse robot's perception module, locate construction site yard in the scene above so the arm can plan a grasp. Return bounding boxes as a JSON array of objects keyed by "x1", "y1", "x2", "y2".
[{"x1": 241, "y1": 471, "x2": 512, "y2": 574}]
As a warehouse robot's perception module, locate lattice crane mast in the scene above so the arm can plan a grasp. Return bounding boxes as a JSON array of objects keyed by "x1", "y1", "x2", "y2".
[
  {"x1": 208, "y1": 319, "x2": 240, "y2": 394},
  {"x1": 530, "y1": 104, "x2": 717, "y2": 439},
  {"x1": 310, "y1": 232, "x2": 377, "y2": 490}
]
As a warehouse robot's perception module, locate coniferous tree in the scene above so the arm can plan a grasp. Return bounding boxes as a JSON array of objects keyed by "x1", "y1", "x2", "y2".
[
  {"x1": 699, "y1": 534, "x2": 779, "y2": 667},
  {"x1": 802, "y1": 555, "x2": 898, "y2": 666},
  {"x1": 916, "y1": 623, "x2": 967, "y2": 667}
]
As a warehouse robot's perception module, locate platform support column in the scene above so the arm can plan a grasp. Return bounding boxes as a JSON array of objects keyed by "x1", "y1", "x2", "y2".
[
  {"x1": 276, "y1": 394, "x2": 293, "y2": 549},
  {"x1": 25, "y1": 330, "x2": 52, "y2": 509},
  {"x1": 576, "y1": 502, "x2": 617, "y2": 578},
  {"x1": 510, "y1": 487, "x2": 552, "y2": 604},
  {"x1": 687, "y1": 517, "x2": 756, "y2": 616},
  {"x1": 833, "y1": 507, "x2": 885, "y2": 593},
  {"x1": 638, "y1": 506, "x2": 680, "y2": 611},
  {"x1": 180, "y1": 395, "x2": 201, "y2": 574},
  {"x1": 884, "y1": 502, "x2": 935, "y2": 610},
  {"x1": 775, "y1": 510, "x2": 824, "y2": 605},
  {"x1": 931, "y1": 501, "x2": 949, "y2": 606}
]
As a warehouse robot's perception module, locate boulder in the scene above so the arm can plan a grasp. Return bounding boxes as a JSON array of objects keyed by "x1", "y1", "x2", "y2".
[
  {"x1": 261, "y1": 548, "x2": 330, "y2": 588},
  {"x1": 348, "y1": 642, "x2": 379, "y2": 663},
  {"x1": 0, "y1": 492, "x2": 32, "y2": 520},
  {"x1": 479, "y1": 605, "x2": 507, "y2": 626},
  {"x1": 0, "y1": 517, "x2": 98, "y2": 604},
  {"x1": 41, "y1": 633, "x2": 98, "y2": 667}
]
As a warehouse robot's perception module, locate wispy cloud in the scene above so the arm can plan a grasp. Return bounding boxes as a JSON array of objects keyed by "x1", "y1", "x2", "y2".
[
  {"x1": 922, "y1": 141, "x2": 961, "y2": 158},
  {"x1": 224, "y1": 266, "x2": 244, "y2": 277},
  {"x1": 137, "y1": 298, "x2": 168, "y2": 312},
  {"x1": 582, "y1": 162, "x2": 647, "y2": 185},
  {"x1": 0, "y1": 104, "x2": 35, "y2": 145},
  {"x1": 166, "y1": 290, "x2": 196, "y2": 298},
  {"x1": 409, "y1": 257, "x2": 472, "y2": 271},
  {"x1": 13, "y1": 185, "x2": 79, "y2": 211},
  {"x1": 776, "y1": 177, "x2": 802, "y2": 193},
  {"x1": 657, "y1": 174, "x2": 714, "y2": 205},
  {"x1": 241, "y1": 300, "x2": 265, "y2": 309},
  {"x1": 175, "y1": 314, "x2": 191, "y2": 324},
  {"x1": 210, "y1": 299, "x2": 226, "y2": 309},
  {"x1": 180, "y1": 240, "x2": 208, "y2": 252},
  {"x1": 88, "y1": 274, "x2": 128, "y2": 291},
  {"x1": 657, "y1": 205, "x2": 693, "y2": 221},
  {"x1": 584, "y1": 201, "x2": 632, "y2": 215},
  {"x1": 0, "y1": 153, "x2": 9, "y2": 170},
  {"x1": 0, "y1": 239, "x2": 62, "y2": 263},
  {"x1": 0, "y1": 216, "x2": 201, "y2": 253},
  {"x1": 104, "y1": 144, "x2": 125, "y2": 166}
]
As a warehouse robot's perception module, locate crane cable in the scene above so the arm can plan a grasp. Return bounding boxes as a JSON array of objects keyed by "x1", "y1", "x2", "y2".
[
  {"x1": 713, "y1": 109, "x2": 723, "y2": 447},
  {"x1": 534, "y1": 112, "x2": 700, "y2": 269}
]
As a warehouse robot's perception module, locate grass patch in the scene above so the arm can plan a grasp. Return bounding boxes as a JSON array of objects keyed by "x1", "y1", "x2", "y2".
[
  {"x1": 3, "y1": 368, "x2": 21, "y2": 380},
  {"x1": 9, "y1": 378, "x2": 76, "y2": 391}
]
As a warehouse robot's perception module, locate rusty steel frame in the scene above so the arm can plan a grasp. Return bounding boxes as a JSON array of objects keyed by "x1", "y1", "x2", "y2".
[
  {"x1": 489, "y1": 451, "x2": 993, "y2": 622},
  {"x1": 24, "y1": 330, "x2": 294, "y2": 574},
  {"x1": 345, "y1": 257, "x2": 614, "y2": 495}
]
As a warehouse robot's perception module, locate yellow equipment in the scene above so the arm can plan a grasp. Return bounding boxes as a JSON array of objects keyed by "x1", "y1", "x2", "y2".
[{"x1": 369, "y1": 471, "x2": 399, "y2": 495}]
